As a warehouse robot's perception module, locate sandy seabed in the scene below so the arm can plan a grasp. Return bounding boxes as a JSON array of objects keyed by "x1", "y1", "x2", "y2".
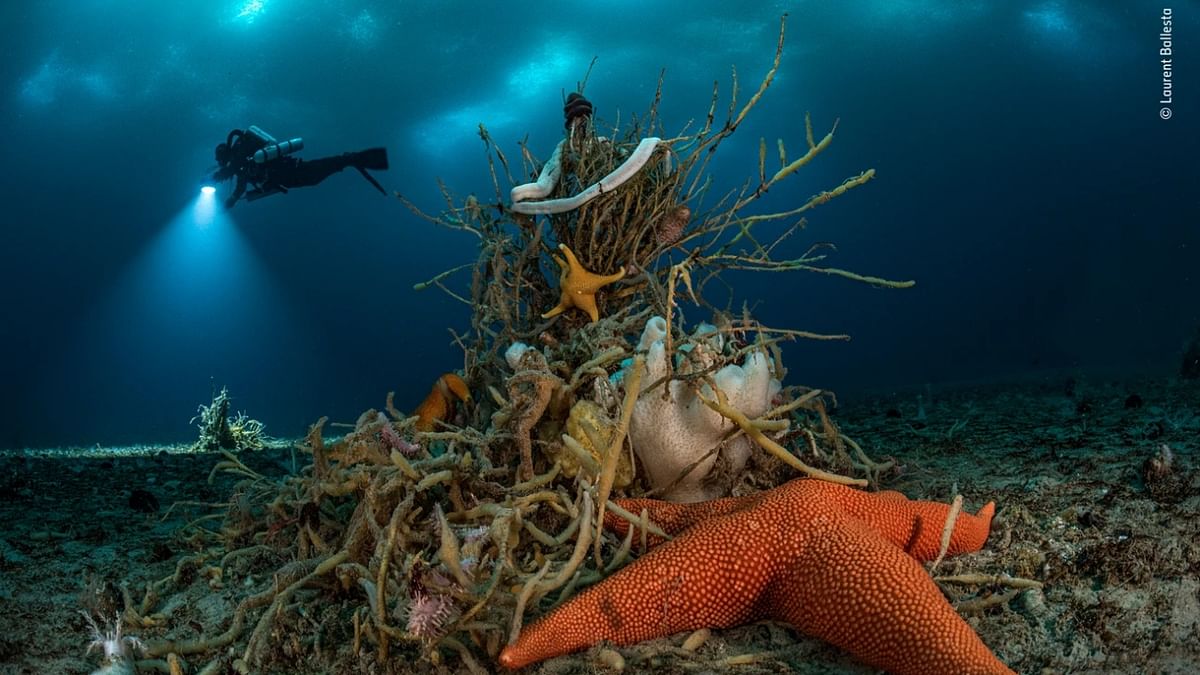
[{"x1": 1, "y1": 372, "x2": 1196, "y2": 674}]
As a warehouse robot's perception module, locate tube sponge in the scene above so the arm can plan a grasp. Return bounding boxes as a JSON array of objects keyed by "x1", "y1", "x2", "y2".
[{"x1": 624, "y1": 316, "x2": 781, "y2": 502}]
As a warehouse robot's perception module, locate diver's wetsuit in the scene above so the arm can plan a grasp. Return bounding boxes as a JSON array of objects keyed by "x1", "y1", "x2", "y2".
[
  {"x1": 213, "y1": 129, "x2": 388, "y2": 209},
  {"x1": 267, "y1": 149, "x2": 389, "y2": 193}
]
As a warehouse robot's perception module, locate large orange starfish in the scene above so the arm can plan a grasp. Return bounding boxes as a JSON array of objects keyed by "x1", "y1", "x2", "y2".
[
  {"x1": 500, "y1": 479, "x2": 1013, "y2": 675},
  {"x1": 541, "y1": 243, "x2": 625, "y2": 323}
]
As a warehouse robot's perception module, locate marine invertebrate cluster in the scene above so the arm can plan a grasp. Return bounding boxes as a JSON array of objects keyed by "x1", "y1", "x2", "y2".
[
  {"x1": 190, "y1": 386, "x2": 267, "y2": 451},
  {"x1": 127, "y1": 14, "x2": 1023, "y2": 675}
]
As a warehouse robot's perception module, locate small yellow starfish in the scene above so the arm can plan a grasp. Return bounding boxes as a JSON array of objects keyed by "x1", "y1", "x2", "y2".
[{"x1": 541, "y1": 243, "x2": 625, "y2": 323}]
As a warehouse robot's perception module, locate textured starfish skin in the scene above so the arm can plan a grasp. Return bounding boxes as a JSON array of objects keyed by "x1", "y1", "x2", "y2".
[
  {"x1": 541, "y1": 243, "x2": 625, "y2": 323},
  {"x1": 499, "y1": 479, "x2": 1013, "y2": 675}
]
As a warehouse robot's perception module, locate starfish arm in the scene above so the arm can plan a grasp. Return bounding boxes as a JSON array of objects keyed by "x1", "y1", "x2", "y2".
[
  {"x1": 582, "y1": 268, "x2": 626, "y2": 291},
  {"x1": 574, "y1": 293, "x2": 601, "y2": 323},
  {"x1": 769, "y1": 516, "x2": 1014, "y2": 675},
  {"x1": 604, "y1": 493, "x2": 760, "y2": 545},
  {"x1": 606, "y1": 481, "x2": 994, "y2": 561},
  {"x1": 540, "y1": 302, "x2": 567, "y2": 320},
  {"x1": 827, "y1": 483, "x2": 996, "y2": 561},
  {"x1": 902, "y1": 499, "x2": 996, "y2": 560},
  {"x1": 551, "y1": 254, "x2": 568, "y2": 277},
  {"x1": 542, "y1": 254, "x2": 574, "y2": 320},
  {"x1": 557, "y1": 243, "x2": 583, "y2": 271},
  {"x1": 500, "y1": 513, "x2": 775, "y2": 670}
]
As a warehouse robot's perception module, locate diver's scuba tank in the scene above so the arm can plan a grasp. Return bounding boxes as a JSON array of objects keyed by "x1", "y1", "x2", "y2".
[
  {"x1": 253, "y1": 138, "x2": 304, "y2": 164},
  {"x1": 246, "y1": 125, "x2": 278, "y2": 146}
]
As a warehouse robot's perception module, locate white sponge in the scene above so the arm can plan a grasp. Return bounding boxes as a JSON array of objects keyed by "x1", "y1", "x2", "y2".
[{"x1": 624, "y1": 316, "x2": 781, "y2": 502}]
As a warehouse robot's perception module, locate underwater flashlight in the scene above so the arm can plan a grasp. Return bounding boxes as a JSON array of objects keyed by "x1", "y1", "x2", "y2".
[{"x1": 201, "y1": 185, "x2": 216, "y2": 196}]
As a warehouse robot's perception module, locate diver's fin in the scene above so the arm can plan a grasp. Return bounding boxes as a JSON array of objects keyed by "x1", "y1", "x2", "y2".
[
  {"x1": 354, "y1": 147, "x2": 389, "y2": 171},
  {"x1": 356, "y1": 167, "x2": 387, "y2": 196}
]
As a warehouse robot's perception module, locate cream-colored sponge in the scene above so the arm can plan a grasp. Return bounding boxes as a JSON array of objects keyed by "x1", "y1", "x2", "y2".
[{"x1": 624, "y1": 316, "x2": 781, "y2": 502}]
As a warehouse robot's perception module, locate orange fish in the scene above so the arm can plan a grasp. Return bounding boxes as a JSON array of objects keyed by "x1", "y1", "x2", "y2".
[{"x1": 414, "y1": 373, "x2": 471, "y2": 432}]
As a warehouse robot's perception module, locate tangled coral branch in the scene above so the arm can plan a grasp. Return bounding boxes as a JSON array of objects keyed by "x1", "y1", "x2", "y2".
[{"x1": 696, "y1": 382, "x2": 866, "y2": 487}]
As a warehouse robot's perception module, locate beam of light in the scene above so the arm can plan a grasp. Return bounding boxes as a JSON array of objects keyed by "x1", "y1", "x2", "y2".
[
  {"x1": 103, "y1": 194, "x2": 270, "y2": 347},
  {"x1": 194, "y1": 187, "x2": 221, "y2": 229},
  {"x1": 35, "y1": 190, "x2": 311, "y2": 445}
]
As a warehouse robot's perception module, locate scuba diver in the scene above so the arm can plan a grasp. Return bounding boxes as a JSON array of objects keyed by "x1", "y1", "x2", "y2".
[{"x1": 211, "y1": 126, "x2": 389, "y2": 209}]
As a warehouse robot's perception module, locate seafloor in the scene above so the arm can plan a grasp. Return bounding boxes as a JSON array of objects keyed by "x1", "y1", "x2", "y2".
[{"x1": 1, "y1": 372, "x2": 1196, "y2": 674}]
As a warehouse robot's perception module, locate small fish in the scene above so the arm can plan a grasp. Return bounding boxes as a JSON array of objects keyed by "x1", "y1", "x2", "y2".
[{"x1": 414, "y1": 373, "x2": 471, "y2": 432}]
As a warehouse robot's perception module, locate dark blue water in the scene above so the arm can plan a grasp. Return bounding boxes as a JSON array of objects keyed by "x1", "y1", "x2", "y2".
[{"x1": 0, "y1": 0, "x2": 1195, "y2": 448}]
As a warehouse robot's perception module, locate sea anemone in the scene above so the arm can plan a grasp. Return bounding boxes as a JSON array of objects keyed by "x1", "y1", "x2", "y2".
[
  {"x1": 83, "y1": 611, "x2": 142, "y2": 675},
  {"x1": 402, "y1": 567, "x2": 460, "y2": 640}
]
